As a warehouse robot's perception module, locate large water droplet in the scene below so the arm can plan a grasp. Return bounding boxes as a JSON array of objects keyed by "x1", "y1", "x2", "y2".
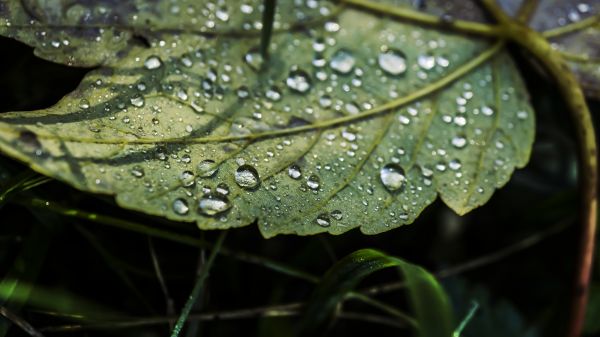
[
  {"x1": 198, "y1": 193, "x2": 231, "y2": 216},
  {"x1": 451, "y1": 136, "x2": 467, "y2": 149},
  {"x1": 144, "y1": 56, "x2": 162, "y2": 70},
  {"x1": 286, "y1": 69, "x2": 312, "y2": 93},
  {"x1": 131, "y1": 166, "x2": 145, "y2": 178},
  {"x1": 331, "y1": 210, "x2": 343, "y2": 220},
  {"x1": 378, "y1": 49, "x2": 407, "y2": 75},
  {"x1": 307, "y1": 174, "x2": 321, "y2": 190},
  {"x1": 316, "y1": 213, "x2": 331, "y2": 227},
  {"x1": 288, "y1": 165, "x2": 302, "y2": 179},
  {"x1": 417, "y1": 54, "x2": 436, "y2": 70},
  {"x1": 130, "y1": 94, "x2": 145, "y2": 107},
  {"x1": 179, "y1": 170, "x2": 195, "y2": 187},
  {"x1": 380, "y1": 163, "x2": 406, "y2": 191},
  {"x1": 235, "y1": 165, "x2": 260, "y2": 189},
  {"x1": 173, "y1": 198, "x2": 189, "y2": 215},
  {"x1": 330, "y1": 49, "x2": 355, "y2": 74},
  {"x1": 244, "y1": 48, "x2": 263, "y2": 71},
  {"x1": 197, "y1": 159, "x2": 218, "y2": 177}
]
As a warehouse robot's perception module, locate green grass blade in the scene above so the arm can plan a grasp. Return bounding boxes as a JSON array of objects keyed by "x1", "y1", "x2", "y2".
[
  {"x1": 298, "y1": 248, "x2": 453, "y2": 337},
  {"x1": 170, "y1": 232, "x2": 227, "y2": 337}
]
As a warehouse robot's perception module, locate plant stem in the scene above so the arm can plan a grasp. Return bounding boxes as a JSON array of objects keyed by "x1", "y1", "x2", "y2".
[
  {"x1": 260, "y1": 0, "x2": 277, "y2": 61},
  {"x1": 480, "y1": 2, "x2": 598, "y2": 337},
  {"x1": 170, "y1": 232, "x2": 226, "y2": 337}
]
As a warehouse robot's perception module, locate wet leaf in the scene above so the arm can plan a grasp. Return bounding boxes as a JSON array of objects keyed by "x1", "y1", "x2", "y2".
[{"x1": 0, "y1": 1, "x2": 535, "y2": 237}]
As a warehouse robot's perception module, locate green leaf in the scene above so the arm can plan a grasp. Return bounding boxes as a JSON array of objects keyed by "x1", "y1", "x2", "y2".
[
  {"x1": 0, "y1": 1, "x2": 535, "y2": 237},
  {"x1": 298, "y1": 248, "x2": 453, "y2": 337}
]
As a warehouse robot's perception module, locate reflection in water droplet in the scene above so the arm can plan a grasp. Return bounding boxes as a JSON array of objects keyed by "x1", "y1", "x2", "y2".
[
  {"x1": 331, "y1": 210, "x2": 343, "y2": 220},
  {"x1": 449, "y1": 159, "x2": 462, "y2": 170},
  {"x1": 286, "y1": 69, "x2": 312, "y2": 93},
  {"x1": 179, "y1": 170, "x2": 195, "y2": 187},
  {"x1": 79, "y1": 99, "x2": 90, "y2": 109},
  {"x1": 380, "y1": 163, "x2": 406, "y2": 191},
  {"x1": 517, "y1": 110, "x2": 528, "y2": 119},
  {"x1": 330, "y1": 49, "x2": 355, "y2": 74},
  {"x1": 130, "y1": 94, "x2": 145, "y2": 107},
  {"x1": 451, "y1": 136, "x2": 467, "y2": 149},
  {"x1": 265, "y1": 86, "x2": 282, "y2": 101},
  {"x1": 316, "y1": 213, "x2": 331, "y2": 227},
  {"x1": 216, "y1": 183, "x2": 230, "y2": 195},
  {"x1": 417, "y1": 54, "x2": 436, "y2": 70},
  {"x1": 144, "y1": 56, "x2": 162, "y2": 70},
  {"x1": 288, "y1": 165, "x2": 302, "y2": 179},
  {"x1": 235, "y1": 165, "x2": 260, "y2": 189},
  {"x1": 173, "y1": 198, "x2": 189, "y2": 215},
  {"x1": 197, "y1": 159, "x2": 218, "y2": 177},
  {"x1": 131, "y1": 166, "x2": 145, "y2": 178},
  {"x1": 307, "y1": 174, "x2": 321, "y2": 190},
  {"x1": 244, "y1": 48, "x2": 263, "y2": 71},
  {"x1": 198, "y1": 193, "x2": 231, "y2": 216},
  {"x1": 378, "y1": 49, "x2": 407, "y2": 75}
]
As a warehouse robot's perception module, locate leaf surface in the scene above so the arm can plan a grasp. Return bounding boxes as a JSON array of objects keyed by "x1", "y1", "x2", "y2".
[{"x1": 0, "y1": 1, "x2": 535, "y2": 237}]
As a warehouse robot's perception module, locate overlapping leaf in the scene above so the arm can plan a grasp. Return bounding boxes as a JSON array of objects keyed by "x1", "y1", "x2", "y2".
[{"x1": 0, "y1": 0, "x2": 535, "y2": 237}]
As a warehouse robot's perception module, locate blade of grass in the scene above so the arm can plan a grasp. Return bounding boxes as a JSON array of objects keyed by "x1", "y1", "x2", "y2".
[
  {"x1": 0, "y1": 222, "x2": 53, "y2": 337},
  {"x1": 170, "y1": 232, "x2": 226, "y2": 337},
  {"x1": 452, "y1": 301, "x2": 479, "y2": 337},
  {"x1": 297, "y1": 249, "x2": 453, "y2": 337}
]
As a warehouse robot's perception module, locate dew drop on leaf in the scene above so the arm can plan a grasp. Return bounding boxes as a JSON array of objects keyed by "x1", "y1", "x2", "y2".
[
  {"x1": 144, "y1": 55, "x2": 162, "y2": 70},
  {"x1": 288, "y1": 164, "x2": 302, "y2": 179},
  {"x1": 307, "y1": 174, "x2": 321, "y2": 190},
  {"x1": 331, "y1": 210, "x2": 343, "y2": 220},
  {"x1": 197, "y1": 159, "x2": 218, "y2": 178},
  {"x1": 378, "y1": 49, "x2": 407, "y2": 75},
  {"x1": 172, "y1": 198, "x2": 189, "y2": 215},
  {"x1": 380, "y1": 163, "x2": 406, "y2": 191},
  {"x1": 286, "y1": 69, "x2": 312, "y2": 93},
  {"x1": 451, "y1": 136, "x2": 468, "y2": 149},
  {"x1": 330, "y1": 49, "x2": 355, "y2": 74},
  {"x1": 216, "y1": 183, "x2": 230, "y2": 195},
  {"x1": 198, "y1": 193, "x2": 231, "y2": 216},
  {"x1": 316, "y1": 213, "x2": 331, "y2": 227},
  {"x1": 131, "y1": 166, "x2": 145, "y2": 178},
  {"x1": 179, "y1": 170, "x2": 195, "y2": 187},
  {"x1": 417, "y1": 54, "x2": 436, "y2": 70},
  {"x1": 235, "y1": 164, "x2": 260, "y2": 189}
]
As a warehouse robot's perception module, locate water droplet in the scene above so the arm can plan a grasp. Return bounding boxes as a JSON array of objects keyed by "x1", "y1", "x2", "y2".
[
  {"x1": 417, "y1": 54, "x2": 436, "y2": 70},
  {"x1": 451, "y1": 136, "x2": 467, "y2": 149},
  {"x1": 216, "y1": 183, "x2": 230, "y2": 195},
  {"x1": 481, "y1": 105, "x2": 494, "y2": 116},
  {"x1": 378, "y1": 49, "x2": 407, "y2": 75},
  {"x1": 198, "y1": 193, "x2": 231, "y2": 216},
  {"x1": 288, "y1": 165, "x2": 302, "y2": 179},
  {"x1": 316, "y1": 213, "x2": 331, "y2": 227},
  {"x1": 330, "y1": 49, "x2": 355, "y2": 74},
  {"x1": 265, "y1": 86, "x2": 282, "y2": 101},
  {"x1": 331, "y1": 210, "x2": 343, "y2": 220},
  {"x1": 307, "y1": 174, "x2": 321, "y2": 190},
  {"x1": 380, "y1": 163, "x2": 406, "y2": 191},
  {"x1": 79, "y1": 99, "x2": 90, "y2": 109},
  {"x1": 235, "y1": 165, "x2": 260, "y2": 189},
  {"x1": 449, "y1": 159, "x2": 462, "y2": 170},
  {"x1": 173, "y1": 198, "x2": 189, "y2": 215},
  {"x1": 197, "y1": 159, "x2": 218, "y2": 177},
  {"x1": 244, "y1": 48, "x2": 263, "y2": 71},
  {"x1": 144, "y1": 56, "x2": 162, "y2": 70},
  {"x1": 130, "y1": 94, "x2": 145, "y2": 107},
  {"x1": 286, "y1": 69, "x2": 312, "y2": 93},
  {"x1": 179, "y1": 170, "x2": 195, "y2": 187},
  {"x1": 319, "y1": 95, "x2": 332, "y2": 108},
  {"x1": 131, "y1": 166, "x2": 145, "y2": 178},
  {"x1": 517, "y1": 110, "x2": 528, "y2": 119}
]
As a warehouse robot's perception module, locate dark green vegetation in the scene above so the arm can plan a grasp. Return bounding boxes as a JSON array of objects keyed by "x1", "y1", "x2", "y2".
[{"x1": 1, "y1": 0, "x2": 600, "y2": 336}]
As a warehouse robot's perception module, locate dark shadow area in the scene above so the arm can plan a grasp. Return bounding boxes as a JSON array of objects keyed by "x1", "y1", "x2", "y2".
[{"x1": 0, "y1": 36, "x2": 91, "y2": 112}]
